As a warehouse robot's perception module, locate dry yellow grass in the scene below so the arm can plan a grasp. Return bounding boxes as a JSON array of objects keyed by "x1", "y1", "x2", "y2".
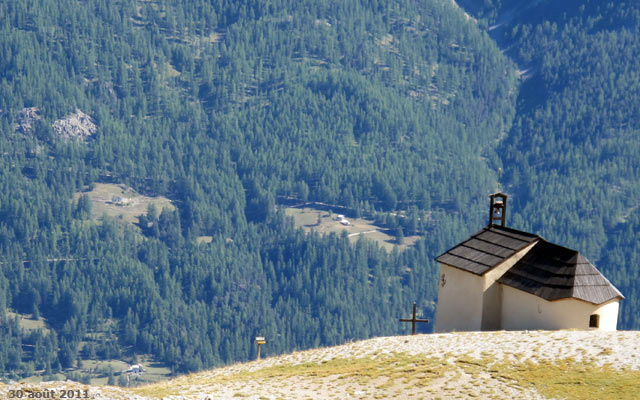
[
  {"x1": 5, "y1": 311, "x2": 50, "y2": 333},
  {"x1": 133, "y1": 354, "x2": 451, "y2": 399},
  {"x1": 493, "y1": 358, "x2": 640, "y2": 400}
]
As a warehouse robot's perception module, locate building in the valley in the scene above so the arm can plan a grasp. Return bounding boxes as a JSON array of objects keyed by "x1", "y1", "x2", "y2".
[{"x1": 434, "y1": 193, "x2": 623, "y2": 332}]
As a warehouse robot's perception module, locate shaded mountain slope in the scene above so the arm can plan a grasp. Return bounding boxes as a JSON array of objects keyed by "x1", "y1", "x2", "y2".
[{"x1": 456, "y1": 1, "x2": 640, "y2": 329}]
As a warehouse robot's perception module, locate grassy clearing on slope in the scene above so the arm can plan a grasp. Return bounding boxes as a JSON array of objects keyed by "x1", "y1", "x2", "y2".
[
  {"x1": 284, "y1": 207, "x2": 420, "y2": 251},
  {"x1": 5, "y1": 311, "x2": 50, "y2": 333},
  {"x1": 74, "y1": 183, "x2": 174, "y2": 226}
]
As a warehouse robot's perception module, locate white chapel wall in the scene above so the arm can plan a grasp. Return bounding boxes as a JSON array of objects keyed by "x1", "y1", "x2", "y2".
[
  {"x1": 594, "y1": 300, "x2": 620, "y2": 331},
  {"x1": 501, "y1": 285, "x2": 620, "y2": 331},
  {"x1": 481, "y1": 242, "x2": 537, "y2": 330},
  {"x1": 435, "y1": 264, "x2": 484, "y2": 332}
]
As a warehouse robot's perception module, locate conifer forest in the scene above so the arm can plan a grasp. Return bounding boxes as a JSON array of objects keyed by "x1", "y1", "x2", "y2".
[{"x1": 0, "y1": 0, "x2": 638, "y2": 383}]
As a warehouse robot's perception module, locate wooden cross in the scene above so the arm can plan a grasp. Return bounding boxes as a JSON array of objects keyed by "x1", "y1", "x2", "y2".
[{"x1": 400, "y1": 302, "x2": 429, "y2": 335}]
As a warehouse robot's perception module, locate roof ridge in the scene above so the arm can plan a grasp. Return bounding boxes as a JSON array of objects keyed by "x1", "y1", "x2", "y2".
[
  {"x1": 566, "y1": 248, "x2": 580, "y2": 299},
  {"x1": 489, "y1": 226, "x2": 540, "y2": 241},
  {"x1": 489, "y1": 225, "x2": 540, "y2": 236}
]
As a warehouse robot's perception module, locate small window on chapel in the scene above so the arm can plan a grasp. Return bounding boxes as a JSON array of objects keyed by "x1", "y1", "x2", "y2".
[{"x1": 589, "y1": 314, "x2": 600, "y2": 328}]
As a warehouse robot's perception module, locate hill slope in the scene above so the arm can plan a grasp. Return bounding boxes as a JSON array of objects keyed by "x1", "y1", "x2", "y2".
[{"x1": 3, "y1": 330, "x2": 640, "y2": 399}]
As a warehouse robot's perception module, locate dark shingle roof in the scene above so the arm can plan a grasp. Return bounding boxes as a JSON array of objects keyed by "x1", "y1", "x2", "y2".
[
  {"x1": 498, "y1": 240, "x2": 624, "y2": 305},
  {"x1": 436, "y1": 224, "x2": 623, "y2": 305},
  {"x1": 435, "y1": 226, "x2": 539, "y2": 275}
]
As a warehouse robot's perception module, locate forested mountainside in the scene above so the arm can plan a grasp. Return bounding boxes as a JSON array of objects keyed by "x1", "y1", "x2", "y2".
[
  {"x1": 0, "y1": 0, "x2": 638, "y2": 385},
  {"x1": 457, "y1": 0, "x2": 640, "y2": 328},
  {"x1": 0, "y1": 0, "x2": 514, "y2": 381}
]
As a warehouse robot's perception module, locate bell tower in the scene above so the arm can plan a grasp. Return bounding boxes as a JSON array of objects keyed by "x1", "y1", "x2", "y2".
[{"x1": 489, "y1": 192, "x2": 507, "y2": 227}]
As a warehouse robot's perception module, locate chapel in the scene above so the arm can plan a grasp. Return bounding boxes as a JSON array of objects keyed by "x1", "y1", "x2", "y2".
[{"x1": 434, "y1": 193, "x2": 623, "y2": 332}]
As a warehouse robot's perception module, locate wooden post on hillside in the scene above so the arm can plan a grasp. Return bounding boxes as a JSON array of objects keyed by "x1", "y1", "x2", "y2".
[
  {"x1": 255, "y1": 336, "x2": 266, "y2": 360},
  {"x1": 400, "y1": 302, "x2": 429, "y2": 335}
]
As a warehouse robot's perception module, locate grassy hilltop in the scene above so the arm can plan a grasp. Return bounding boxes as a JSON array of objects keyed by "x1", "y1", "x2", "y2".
[{"x1": 2, "y1": 330, "x2": 640, "y2": 400}]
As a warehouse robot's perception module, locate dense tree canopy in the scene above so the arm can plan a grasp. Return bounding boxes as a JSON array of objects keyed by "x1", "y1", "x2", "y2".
[
  {"x1": 0, "y1": 0, "x2": 513, "y2": 381},
  {"x1": 1, "y1": 0, "x2": 638, "y2": 384}
]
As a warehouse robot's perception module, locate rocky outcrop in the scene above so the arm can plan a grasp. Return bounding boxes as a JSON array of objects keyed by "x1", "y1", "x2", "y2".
[
  {"x1": 52, "y1": 109, "x2": 97, "y2": 142},
  {"x1": 14, "y1": 107, "x2": 42, "y2": 134}
]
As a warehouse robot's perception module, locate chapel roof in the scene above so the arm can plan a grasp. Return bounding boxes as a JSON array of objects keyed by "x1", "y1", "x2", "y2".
[
  {"x1": 497, "y1": 240, "x2": 624, "y2": 305},
  {"x1": 435, "y1": 225, "x2": 539, "y2": 275},
  {"x1": 436, "y1": 192, "x2": 623, "y2": 305},
  {"x1": 435, "y1": 225, "x2": 623, "y2": 305}
]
